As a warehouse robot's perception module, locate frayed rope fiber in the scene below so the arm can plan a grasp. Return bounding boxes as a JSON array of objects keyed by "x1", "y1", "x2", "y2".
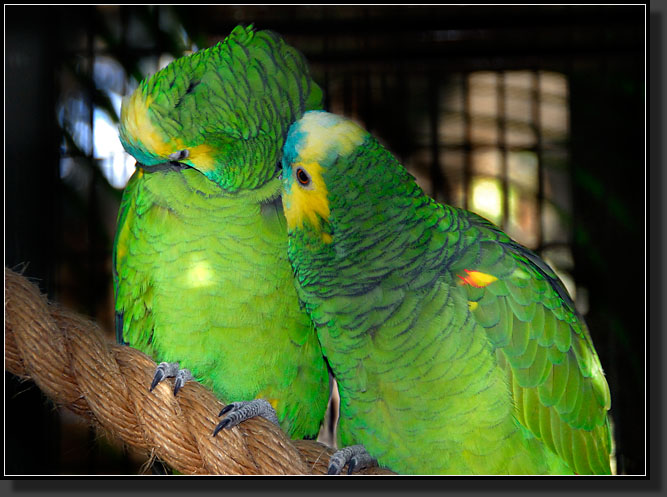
[{"x1": 4, "y1": 267, "x2": 394, "y2": 475}]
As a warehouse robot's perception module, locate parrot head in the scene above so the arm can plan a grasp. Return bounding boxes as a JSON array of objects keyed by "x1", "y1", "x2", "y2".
[
  {"x1": 281, "y1": 111, "x2": 369, "y2": 245},
  {"x1": 283, "y1": 109, "x2": 436, "y2": 302},
  {"x1": 282, "y1": 110, "x2": 426, "y2": 257},
  {"x1": 119, "y1": 24, "x2": 323, "y2": 192},
  {"x1": 281, "y1": 110, "x2": 425, "y2": 292}
]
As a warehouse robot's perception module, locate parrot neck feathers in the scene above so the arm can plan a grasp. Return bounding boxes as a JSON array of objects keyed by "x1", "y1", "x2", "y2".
[{"x1": 285, "y1": 112, "x2": 464, "y2": 298}]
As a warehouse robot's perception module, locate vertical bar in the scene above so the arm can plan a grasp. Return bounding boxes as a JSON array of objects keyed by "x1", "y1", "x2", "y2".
[
  {"x1": 497, "y1": 71, "x2": 509, "y2": 230},
  {"x1": 86, "y1": 6, "x2": 97, "y2": 319},
  {"x1": 85, "y1": 5, "x2": 99, "y2": 476},
  {"x1": 428, "y1": 69, "x2": 448, "y2": 201},
  {"x1": 343, "y1": 69, "x2": 351, "y2": 116},
  {"x1": 119, "y1": 8, "x2": 135, "y2": 475},
  {"x1": 323, "y1": 31, "x2": 331, "y2": 111},
  {"x1": 362, "y1": 11, "x2": 372, "y2": 131},
  {"x1": 396, "y1": 49, "x2": 408, "y2": 162},
  {"x1": 532, "y1": 69, "x2": 544, "y2": 249},
  {"x1": 462, "y1": 73, "x2": 472, "y2": 211}
]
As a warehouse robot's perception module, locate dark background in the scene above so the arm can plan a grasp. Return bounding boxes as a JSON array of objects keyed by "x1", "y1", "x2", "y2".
[{"x1": 5, "y1": 5, "x2": 647, "y2": 476}]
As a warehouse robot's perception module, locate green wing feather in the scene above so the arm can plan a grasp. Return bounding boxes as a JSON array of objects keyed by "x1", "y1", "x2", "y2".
[
  {"x1": 113, "y1": 168, "x2": 156, "y2": 353},
  {"x1": 281, "y1": 111, "x2": 611, "y2": 473},
  {"x1": 456, "y1": 213, "x2": 612, "y2": 474}
]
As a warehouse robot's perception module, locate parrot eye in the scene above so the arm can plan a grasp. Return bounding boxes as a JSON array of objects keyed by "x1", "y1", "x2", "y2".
[
  {"x1": 296, "y1": 167, "x2": 311, "y2": 187},
  {"x1": 168, "y1": 149, "x2": 189, "y2": 161}
]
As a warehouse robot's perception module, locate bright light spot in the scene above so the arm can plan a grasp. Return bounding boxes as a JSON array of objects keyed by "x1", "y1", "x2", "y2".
[
  {"x1": 554, "y1": 267, "x2": 576, "y2": 301},
  {"x1": 185, "y1": 260, "x2": 215, "y2": 289},
  {"x1": 93, "y1": 92, "x2": 136, "y2": 188},
  {"x1": 158, "y1": 53, "x2": 175, "y2": 70},
  {"x1": 93, "y1": 106, "x2": 119, "y2": 158},
  {"x1": 511, "y1": 268, "x2": 531, "y2": 280},
  {"x1": 98, "y1": 153, "x2": 137, "y2": 189},
  {"x1": 508, "y1": 151, "x2": 538, "y2": 192},
  {"x1": 470, "y1": 177, "x2": 502, "y2": 224}
]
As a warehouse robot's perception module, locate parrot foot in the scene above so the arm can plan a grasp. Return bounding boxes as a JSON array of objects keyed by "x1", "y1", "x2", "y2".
[
  {"x1": 150, "y1": 362, "x2": 193, "y2": 395},
  {"x1": 212, "y1": 399, "x2": 279, "y2": 436},
  {"x1": 327, "y1": 444, "x2": 376, "y2": 475}
]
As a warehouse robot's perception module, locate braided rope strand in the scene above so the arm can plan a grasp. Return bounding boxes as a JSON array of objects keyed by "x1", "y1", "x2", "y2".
[{"x1": 4, "y1": 267, "x2": 394, "y2": 475}]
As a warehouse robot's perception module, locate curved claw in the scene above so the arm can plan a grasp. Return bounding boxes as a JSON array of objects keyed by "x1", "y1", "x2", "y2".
[
  {"x1": 213, "y1": 403, "x2": 241, "y2": 436},
  {"x1": 347, "y1": 457, "x2": 360, "y2": 475},
  {"x1": 149, "y1": 362, "x2": 192, "y2": 395},
  {"x1": 327, "y1": 445, "x2": 375, "y2": 475},
  {"x1": 149, "y1": 367, "x2": 166, "y2": 392},
  {"x1": 173, "y1": 369, "x2": 194, "y2": 395},
  {"x1": 218, "y1": 404, "x2": 235, "y2": 417},
  {"x1": 212, "y1": 399, "x2": 279, "y2": 437},
  {"x1": 213, "y1": 416, "x2": 233, "y2": 437}
]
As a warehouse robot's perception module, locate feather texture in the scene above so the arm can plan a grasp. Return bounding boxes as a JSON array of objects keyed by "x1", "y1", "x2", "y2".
[
  {"x1": 114, "y1": 26, "x2": 329, "y2": 439},
  {"x1": 282, "y1": 111, "x2": 612, "y2": 473}
]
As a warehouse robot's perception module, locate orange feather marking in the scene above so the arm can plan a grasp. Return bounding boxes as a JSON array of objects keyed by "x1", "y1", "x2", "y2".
[{"x1": 457, "y1": 269, "x2": 498, "y2": 288}]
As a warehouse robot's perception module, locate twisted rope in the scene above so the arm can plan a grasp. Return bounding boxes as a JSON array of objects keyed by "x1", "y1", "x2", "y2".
[{"x1": 4, "y1": 267, "x2": 394, "y2": 475}]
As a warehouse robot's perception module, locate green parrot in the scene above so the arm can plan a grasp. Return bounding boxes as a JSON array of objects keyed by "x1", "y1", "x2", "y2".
[
  {"x1": 113, "y1": 25, "x2": 330, "y2": 441},
  {"x1": 280, "y1": 110, "x2": 612, "y2": 475}
]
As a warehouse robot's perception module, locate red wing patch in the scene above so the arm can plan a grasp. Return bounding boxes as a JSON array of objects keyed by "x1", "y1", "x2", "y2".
[{"x1": 457, "y1": 269, "x2": 498, "y2": 288}]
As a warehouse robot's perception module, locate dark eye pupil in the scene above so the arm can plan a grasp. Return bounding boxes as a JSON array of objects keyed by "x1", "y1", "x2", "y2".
[{"x1": 296, "y1": 168, "x2": 310, "y2": 185}]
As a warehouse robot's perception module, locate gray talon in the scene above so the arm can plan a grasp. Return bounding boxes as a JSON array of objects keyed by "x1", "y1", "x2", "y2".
[
  {"x1": 327, "y1": 445, "x2": 375, "y2": 475},
  {"x1": 213, "y1": 399, "x2": 279, "y2": 436},
  {"x1": 150, "y1": 368, "x2": 165, "y2": 392},
  {"x1": 173, "y1": 368, "x2": 193, "y2": 395},
  {"x1": 150, "y1": 362, "x2": 192, "y2": 395}
]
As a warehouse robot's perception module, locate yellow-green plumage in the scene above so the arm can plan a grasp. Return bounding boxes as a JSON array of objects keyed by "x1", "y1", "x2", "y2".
[
  {"x1": 114, "y1": 26, "x2": 329, "y2": 439},
  {"x1": 281, "y1": 111, "x2": 612, "y2": 473}
]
